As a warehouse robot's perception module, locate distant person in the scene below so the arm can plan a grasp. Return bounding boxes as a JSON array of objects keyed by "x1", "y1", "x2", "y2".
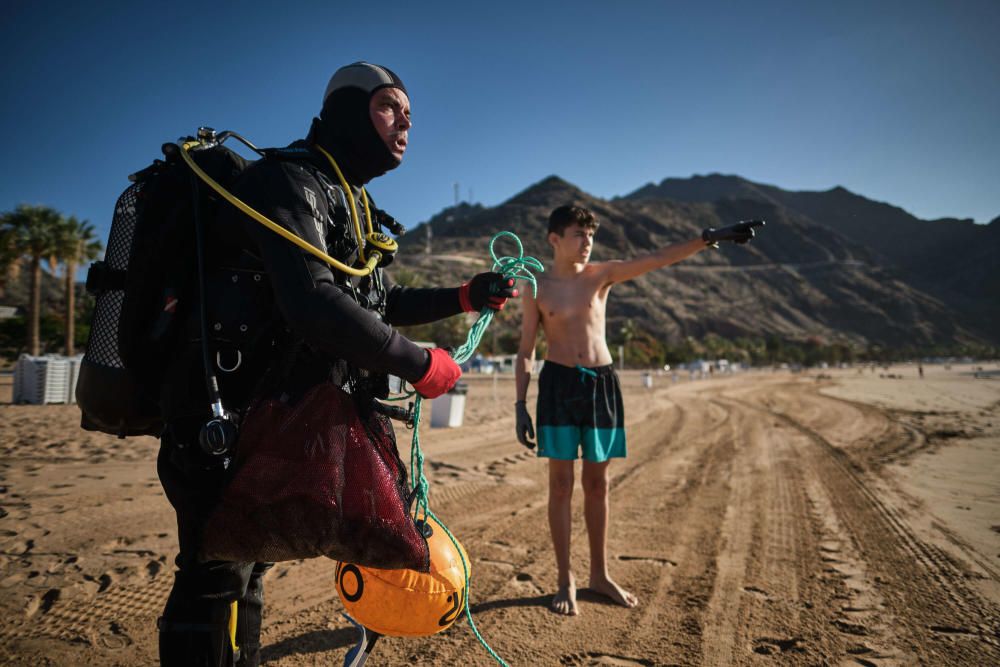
[{"x1": 514, "y1": 205, "x2": 763, "y2": 615}]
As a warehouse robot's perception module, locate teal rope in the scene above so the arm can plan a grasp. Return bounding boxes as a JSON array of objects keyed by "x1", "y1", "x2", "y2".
[
  {"x1": 450, "y1": 231, "x2": 543, "y2": 365},
  {"x1": 407, "y1": 231, "x2": 542, "y2": 667},
  {"x1": 389, "y1": 232, "x2": 543, "y2": 405},
  {"x1": 489, "y1": 230, "x2": 544, "y2": 297}
]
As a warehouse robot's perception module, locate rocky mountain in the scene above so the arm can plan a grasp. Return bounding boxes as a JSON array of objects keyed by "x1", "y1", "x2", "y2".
[
  {"x1": 389, "y1": 175, "x2": 998, "y2": 348},
  {"x1": 626, "y1": 174, "x2": 1000, "y2": 335}
]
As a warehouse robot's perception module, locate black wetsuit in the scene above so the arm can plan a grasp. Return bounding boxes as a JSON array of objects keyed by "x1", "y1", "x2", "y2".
[
  {"x1": 162, "y1": 140, "x2": 463, "y2": 422},
  {"x1": 156, "y1": 141, "x2": 463, "y2": 667}
]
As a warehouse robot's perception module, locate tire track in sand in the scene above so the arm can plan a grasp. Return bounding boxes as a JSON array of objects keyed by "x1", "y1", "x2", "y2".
[
  {"x1": 611, "y1": 397, "x2": 737, "y2": 662},
  {"x1": 698, "y1": 395, "x2": 829, "y2": 665},
  {"x1": 765, "y1": 391, "x2": 1000, "y2": 664}
]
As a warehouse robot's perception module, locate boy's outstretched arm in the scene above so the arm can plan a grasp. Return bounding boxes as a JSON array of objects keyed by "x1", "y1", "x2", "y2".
[
  {"x1": 514, "y1": 289, "x2": 539, "y2": 449},
  {"x1": 599, "y1": 237, "x2": 707, "y2": 285},
  {"x1": 600, "y1": 220, "x2": 765, "y2": 285}
]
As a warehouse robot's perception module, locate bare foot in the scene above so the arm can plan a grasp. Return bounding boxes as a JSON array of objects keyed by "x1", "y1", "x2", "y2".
[
  {"x1": 589, "y1": 574, "x2": 638, "y2": 608},
  {"x1": 551, "y1": 575, "x2": 578, "y2": 615}
]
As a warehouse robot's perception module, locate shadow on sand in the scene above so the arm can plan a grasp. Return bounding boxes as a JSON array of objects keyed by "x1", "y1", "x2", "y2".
[
  {"x1": 261, "y1": 591, "x2": 607, "y2": 661},
  {"x1": 261, "y1": 626, "x2": 356, "y2": 663},
  {"x1": 470, "y1": 592, "x2": 551, "y2": 615}
]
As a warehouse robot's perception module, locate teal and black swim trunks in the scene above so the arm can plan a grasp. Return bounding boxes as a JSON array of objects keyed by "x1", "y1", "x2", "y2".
[{"x1": 536, "y1": 360, "x2": 626, "y2": 462}]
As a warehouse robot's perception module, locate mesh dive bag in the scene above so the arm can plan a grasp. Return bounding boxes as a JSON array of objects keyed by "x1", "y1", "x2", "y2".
[{"x1": 201, "y1": 382, "x2": 431, "y2": 572}]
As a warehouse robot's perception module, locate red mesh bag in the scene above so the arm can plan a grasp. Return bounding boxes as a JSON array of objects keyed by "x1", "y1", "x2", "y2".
[{"x1": 201, "y1": 383, "x2": 429, "y2": 571}]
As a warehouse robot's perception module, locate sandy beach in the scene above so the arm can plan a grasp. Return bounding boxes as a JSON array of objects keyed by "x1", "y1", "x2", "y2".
[{"x1": 1, "y1": 363, "x2": 998, "y2": 666}]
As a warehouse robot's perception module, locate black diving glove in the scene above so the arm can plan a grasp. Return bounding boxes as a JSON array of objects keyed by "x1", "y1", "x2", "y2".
[
  {"x1": 702, "y1": 219, "x2": 766, "y2": 247},
  {"x1": 460, "y1": 272, "x2": 519, "y2": 312},
  {"x1": 515, "y1": 401, "x2": 536, "y2": 449}
]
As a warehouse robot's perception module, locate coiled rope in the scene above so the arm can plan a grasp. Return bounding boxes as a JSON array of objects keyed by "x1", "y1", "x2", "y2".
[{"x1": 408, "y1": 231, "x2": 542, "y2": 666}]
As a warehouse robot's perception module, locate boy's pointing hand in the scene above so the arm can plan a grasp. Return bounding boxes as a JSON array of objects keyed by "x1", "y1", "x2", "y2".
[{"x1": 701, "y1": 219, "x2": 766, "y2": 247}]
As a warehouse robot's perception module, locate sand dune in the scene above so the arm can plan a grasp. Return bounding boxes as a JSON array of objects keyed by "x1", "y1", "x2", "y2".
[{"x1": 0, "y1": 363, "x2": 998, "y2": 665}]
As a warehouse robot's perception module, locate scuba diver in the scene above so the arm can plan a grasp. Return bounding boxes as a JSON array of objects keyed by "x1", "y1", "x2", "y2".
[{"x1": 155, "y1": 62, "x2": 517, "y2": 666}]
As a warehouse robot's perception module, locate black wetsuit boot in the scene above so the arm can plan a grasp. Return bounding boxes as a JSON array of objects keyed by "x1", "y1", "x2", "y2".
[
  {"x1": 157, "y1": 565, "x2": 268, "y2": 667},
  {"x1": 158, "y1": 592, "x2": 235, "y2": 666},
  {"x1": 234, "y1": 564, "x2": 268, "y2": 666},
  {"x1": 157, "y1": 429, "x2": 271, "y2": 667}
]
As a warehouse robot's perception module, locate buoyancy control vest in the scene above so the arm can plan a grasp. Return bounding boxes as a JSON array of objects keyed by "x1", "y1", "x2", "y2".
[{"x1": 76, "y1": 128, "x2": 402, "y2": 441}]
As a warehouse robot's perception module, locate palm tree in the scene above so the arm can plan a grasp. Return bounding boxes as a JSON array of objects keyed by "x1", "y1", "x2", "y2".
[
  {"x1": 0, "y1": 225, "x2": 20, "y2": 298},
  {"x1": 53, "y1": 217, "x2": 103, "y2": 356},
  {"x1": 1, "y1": 205, "x2": 64, "y2": 355}
]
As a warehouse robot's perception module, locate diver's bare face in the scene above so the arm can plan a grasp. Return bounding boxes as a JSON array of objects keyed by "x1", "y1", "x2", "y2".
[
  {"x1": 369, "y1": 87, "x2": 411, "y2": 161},
  {"x1": 549, "y1": 223, "x2": 595, "y2": 264}
]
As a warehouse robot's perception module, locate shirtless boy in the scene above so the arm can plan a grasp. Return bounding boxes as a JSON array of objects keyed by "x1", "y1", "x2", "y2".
[{"x1": 515, "y1": 204, "x2": 763, "y2": 615}]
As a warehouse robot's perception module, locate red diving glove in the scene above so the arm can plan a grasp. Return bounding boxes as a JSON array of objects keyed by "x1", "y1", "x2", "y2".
[
  {"x1": 412, "y1": 348, "x2": 462, "y2": 399},
  {"x1": 458, "y1": 272, "x2": 518, "y2": 312}
]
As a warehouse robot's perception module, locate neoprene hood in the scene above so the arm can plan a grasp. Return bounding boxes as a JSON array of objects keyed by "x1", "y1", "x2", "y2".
[{"x1": 309, "y1": 62, "x2": 408, "y2": 185}]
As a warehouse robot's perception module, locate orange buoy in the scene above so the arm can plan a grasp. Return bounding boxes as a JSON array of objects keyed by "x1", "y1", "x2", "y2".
[{"x1": 336, "y1": 515, "x2": 469, "y2": 637}]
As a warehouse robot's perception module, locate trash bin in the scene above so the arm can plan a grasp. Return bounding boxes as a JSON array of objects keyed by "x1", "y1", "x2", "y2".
[
  {"x1": 386, "y1": 374, "x2": 405, "y2": 395},
  {"x1": 430, "y1": 382, "x2": 468, "y2": 428}
]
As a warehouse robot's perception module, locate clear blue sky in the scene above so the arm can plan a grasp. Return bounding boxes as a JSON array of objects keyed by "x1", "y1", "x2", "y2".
[{"x1": 2, "y1": 0, "x2": 998, "y2": 248}]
